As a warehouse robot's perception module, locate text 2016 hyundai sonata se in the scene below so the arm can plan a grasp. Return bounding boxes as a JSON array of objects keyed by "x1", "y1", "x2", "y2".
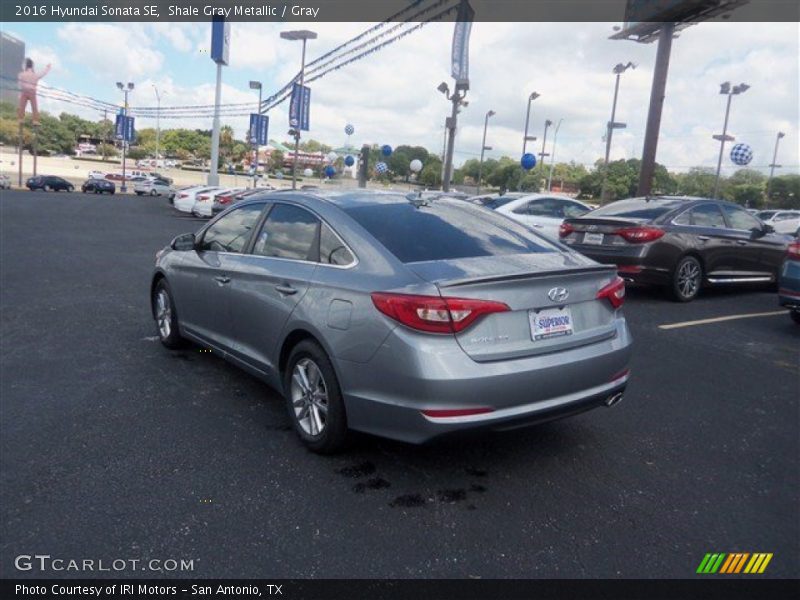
[{"x1": 151, "y1": 191, "x2": 633, "y2": 453}]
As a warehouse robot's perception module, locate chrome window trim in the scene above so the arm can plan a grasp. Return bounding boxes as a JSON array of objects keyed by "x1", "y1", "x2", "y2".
[{"x1": 669, "y1": 203, "x2": 727, "y2": 229}]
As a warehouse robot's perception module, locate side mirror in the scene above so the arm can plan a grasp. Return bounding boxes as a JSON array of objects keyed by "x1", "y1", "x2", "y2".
[
  {"x1": 763, "y1": 223, "x2": 775, "y2": 234},
  {"x1": 171, "y1": 233, "x2": 196, "y2": 251}
]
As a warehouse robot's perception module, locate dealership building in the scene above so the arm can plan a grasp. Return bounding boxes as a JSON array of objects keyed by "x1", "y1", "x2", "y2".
[{"x1": 0, "y1": 32, "x2": 25, "y2": 105}]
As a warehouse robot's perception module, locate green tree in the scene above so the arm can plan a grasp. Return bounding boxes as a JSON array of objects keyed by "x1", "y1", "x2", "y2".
[
  {"x1": 419, "y1": 156, "x2": 443, "y2": 187},
  {"x1": 767, "y1": 174, "x2": 800, "y2": 209},
  {"x1": 675, "y1": 167, "x2": 717, "y2": 198}
]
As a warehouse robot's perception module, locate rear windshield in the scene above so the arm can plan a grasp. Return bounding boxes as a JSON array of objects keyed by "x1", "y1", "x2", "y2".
[
  {"x1": 343, "y1": 200, "x2": 557, "y2": 263},
  {"x1": 587, "y1": 198, "x2": 682, "y2": 221},
  {"x1": 485, "y1": 195, "x2": 518, "y2": 210}
]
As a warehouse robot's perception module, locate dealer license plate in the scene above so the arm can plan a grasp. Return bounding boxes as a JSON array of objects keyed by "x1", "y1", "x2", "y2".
[
  {"x1": 583, "y1": 232, "x2": 604, "y2": 245},
  {"x1": 530, "y1": 307, "x2": 574, "y2": 341}
]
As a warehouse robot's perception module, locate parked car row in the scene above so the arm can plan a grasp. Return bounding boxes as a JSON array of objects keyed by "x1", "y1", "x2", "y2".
[{"x1": 171, "y1": 185, "x2": 268, "y2": 217}]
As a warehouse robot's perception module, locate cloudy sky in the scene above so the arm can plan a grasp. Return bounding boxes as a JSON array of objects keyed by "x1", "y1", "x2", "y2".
[{"x1": 3, "y1": 18, "x2": 798, "y2": 174}]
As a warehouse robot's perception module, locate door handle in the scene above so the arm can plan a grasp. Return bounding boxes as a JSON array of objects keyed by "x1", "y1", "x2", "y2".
[
  {"x1": 697, "y1": 236, "x2": 710, "y2": 241},
  {"x1": 736, "y1": 240, "x2": 748, "y2": 246},
  {"x1": 275, "y1": 284, "x2": 298, "y2": 295},
  {"x1": 214, "y1": 275, "x2": 231, "y2": 285},
  {"x1": 532, "y1": 223, "x2": 544, "y2": 228}
]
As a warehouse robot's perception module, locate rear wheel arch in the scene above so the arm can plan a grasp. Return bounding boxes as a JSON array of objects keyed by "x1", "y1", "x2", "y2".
[
  {"x1": 679, "y1": 250, "x2": 705, "y2": 277},
  {"x1": 278, "y1": 328, "x2": 341, "y2": 383},
  {"x1": 150, "y1": 272, "x2": 167, "y2": 318}
]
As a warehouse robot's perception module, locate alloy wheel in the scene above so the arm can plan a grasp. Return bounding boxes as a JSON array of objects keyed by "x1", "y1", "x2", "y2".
[
  {"x1": 290, "y1": 358, "x2": 329, "y2": 436},
  {"x1": 677, "y1": 260, "x2": 700, "y2": 299},
  {"x1": 155, "y1": 289, "x2": 172, "y2": 339}
]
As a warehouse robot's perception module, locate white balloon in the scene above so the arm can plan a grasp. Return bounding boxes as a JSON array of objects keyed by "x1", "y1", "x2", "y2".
[
  {"x1": 409, "y1": 159, "x2": 423, "y2": 173},
  {"x1": 303, "y1": 168, "x2": 313, "y2": 177},
  {"x1": 326, "y1": 151, "x2": 338, "y2": 163}
]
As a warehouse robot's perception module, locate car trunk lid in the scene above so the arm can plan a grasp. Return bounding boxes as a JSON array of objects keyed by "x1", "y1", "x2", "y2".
[{"x1": 407, "y1": 253, "x2": 621, "y2": 362}]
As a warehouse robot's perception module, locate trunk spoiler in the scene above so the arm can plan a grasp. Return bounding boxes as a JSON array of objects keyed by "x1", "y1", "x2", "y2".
[{"x1": 437, "y1": 264, "x2": 616, "y2": 289}]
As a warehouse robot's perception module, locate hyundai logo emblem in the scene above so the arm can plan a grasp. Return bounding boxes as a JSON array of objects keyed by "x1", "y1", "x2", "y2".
[{"x1": 548, "y1": 287, "x2": 569, "y2": 302}]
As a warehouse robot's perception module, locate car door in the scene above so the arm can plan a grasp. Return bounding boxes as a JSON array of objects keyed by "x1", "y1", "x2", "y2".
[
  {"x1": 670, "y1": 203, "x2": 731, "y2": 276},
  {"x1": 719, "y1": 203, "x2": 778, "y2": 278},
  {"x1": 171, "y1": 202, "x2": 267, "y2": 350},
  {"x1": 223, "y1": 203, "x2": 320, "y2": 375}
]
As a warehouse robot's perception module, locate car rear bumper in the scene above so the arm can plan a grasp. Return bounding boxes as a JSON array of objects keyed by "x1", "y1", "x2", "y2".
[
  {"x1": 566, "y1": 244, "x2": 671, "y2": 286},
  {"x1": 337, "y1": 317, "x2": 633, "y2": 444},
  {"x1": 778, "y1": 260, "x2": 800, "y2": 309}
]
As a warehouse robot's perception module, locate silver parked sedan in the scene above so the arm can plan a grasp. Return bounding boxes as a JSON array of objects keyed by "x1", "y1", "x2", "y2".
[{"x1": 151, "y1": 191, "x2": 632, "y2": 452}]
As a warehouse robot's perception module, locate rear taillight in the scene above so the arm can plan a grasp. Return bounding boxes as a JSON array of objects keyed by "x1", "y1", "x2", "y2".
[
  {"x1": 596, "y1": 276, "x2": 626, "y2": 309},
  {"x1": 421, "y1": 407, "x2": 495, "y2": 419},
  {"x1": 787, "y1": 241, "x2": 800, "y2": 260},
  {"x1": 371, "y1": 292, "x2": 510, "y2": 334},
  {"x1": 218, "y1": 195, "x2": 232, "y2": 205},
  {"x1": 615, "y1": 226, "x2": 664, "y2": 243},
  {"x1": 198, "y1": 195, "x2": 209, "y2": 201},
  {"x1": 178, "y1": 193, "x2": 188, "y2": 199},
  {"x1": 559, "y1": 222, "x2": 575, "y2": 238}
]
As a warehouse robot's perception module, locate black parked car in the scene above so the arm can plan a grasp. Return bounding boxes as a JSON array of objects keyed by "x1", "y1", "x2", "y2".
[
  {"x1": 26, "y1": 175, "x2": 74, "y2": 192},
  {"x1": 560, "y1": 196, "x2": 790, "y2": 302},
  {"x1": 81, "y1": 178, "x2": 115, "y2": 194}
]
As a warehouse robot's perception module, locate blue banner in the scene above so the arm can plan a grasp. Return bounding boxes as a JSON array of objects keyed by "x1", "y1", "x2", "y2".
[
  {"x1": 210, "y1": 18, "x2": 230, "y2": 65},
  {"x1": 451, "y1": 0, "x2": 474, "y2": 87},
  {"x1": 289, "y1": 83, "x2": 311, "y2": 132},
  {"x1": 249, "y1": 113, "x2": 269, "y2": 146},
  {"x1": 114, "y1": 114, "x2": 135, "y2": 142}
]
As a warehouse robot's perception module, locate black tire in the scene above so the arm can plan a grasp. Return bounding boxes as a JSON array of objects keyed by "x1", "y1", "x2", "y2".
[
  {"x1": 43, "y1": 185, "x2": 51, "y2": 192},
  {"x1": 67, "y1": 185, "x2": 74, "y2": 192},
  {"x1": 791, "y1": 310, "x2": 800, "y2": 325},
  {"x1": 671, "y1": 255, "x2": 703, "y2": 302},
  {"x1": 152, "y1": 279, "x2": 184, "y2": 349},
  {"x1": 150, "y1": 189, "x2": 158, "y2": 196},
  {"x1": 283, "y1": 340, "x2": 349, "y2": 454}
]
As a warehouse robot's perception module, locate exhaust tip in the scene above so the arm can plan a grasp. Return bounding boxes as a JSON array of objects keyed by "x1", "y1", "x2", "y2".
[{"x1": 605, "y1": 392, "x2": 624, "y2": 407}]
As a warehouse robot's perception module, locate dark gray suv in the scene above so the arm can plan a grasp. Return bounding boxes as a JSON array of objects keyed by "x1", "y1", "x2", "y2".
[{"x1": 561, "y1": 196, "x2": 790, "y2": 301}]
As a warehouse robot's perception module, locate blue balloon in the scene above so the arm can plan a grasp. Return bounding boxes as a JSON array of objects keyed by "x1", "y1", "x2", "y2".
[
  {"x1": 381, "y1": 144, "x2": 393, "y2": 157},
  {"x1": 344, "y1": 155, "x2": 355, "y2": 167},
  {"x1": 521, "y1": 153, "x2": 537, "y2": 170},
  {"x1": 345, "y1": 124, "x2": 355, "y2": 136},
  {"x1": 324, "y1": 165, "x2": 336, "y2": 178}
]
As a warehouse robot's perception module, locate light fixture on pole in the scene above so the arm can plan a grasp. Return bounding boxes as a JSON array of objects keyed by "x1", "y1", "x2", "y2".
[
  {"x1": 601, "y1": 62, "x2": 635, "y2": 200},
  {"x1": 713, "y1": 81, "x2": 750, "y2": 198},
  {"x1": 477, "y1": 110, "x2": 495, "y2": 194},
  {"x1": 766, "y1": 131, "x2": 785, "y2": 201},
  {"x1": 152, "y1": 85, "x2": 162, "y2": 168},
  {"x1": 547, "y1": 118, "x2": 563, "y2": 192},
  {"x1": 437, "y1": 80, "x2": 469, "y2": 192},
  {"x1": 522, "y1": 92, "x2": 539, "y2": 155},
  {"x1": 249, "y1": 80, "x2": 262, "y2": 187},
  {"x1": 539, "y1": 119, "x2": 553, "y2": 175},
  {"x1": 281, "y1": 29, "x2": 317, "y2": 190},
  {"x1": 116, "y1": 81, "x2": 134, "y2": 192}
]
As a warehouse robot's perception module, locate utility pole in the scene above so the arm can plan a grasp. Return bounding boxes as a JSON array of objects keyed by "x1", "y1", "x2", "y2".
[
  {"x1": 249, "y1": 80, "x2": 263, "y2": 188},
  {"x1": 102, "y1": 108, "x2": 107, "y2": 161},
  {"x1": 116, "y1": 81, "x2": 134, "y2": 192},
  {"x1": 637, "y1": 23, "x2": 674, "y2": 197},
  {"x1": 539, "y1": 119, "x2": 552, "y2": 177},
  {"x1": 766, "y1": 131, "x2": 785, "y2": 202},
  {"x1": 522, "y1": 92, "x2": 539, "y2": 156},
  {"x1": 437, "y1": 81, "x2": 468, "y2": 192}
]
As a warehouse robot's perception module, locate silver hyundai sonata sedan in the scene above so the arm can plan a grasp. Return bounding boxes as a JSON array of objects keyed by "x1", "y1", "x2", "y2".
[{"x1": 151, "y1": 191, "x2": 632, "y2": 453}]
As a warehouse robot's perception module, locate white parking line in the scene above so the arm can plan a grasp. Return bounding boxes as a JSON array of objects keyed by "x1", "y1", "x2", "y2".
[{"x1": 658, "y1": 310, "x2": 786, "y2": 330}]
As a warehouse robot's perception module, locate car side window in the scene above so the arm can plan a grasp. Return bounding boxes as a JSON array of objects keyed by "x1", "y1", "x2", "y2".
[
  {"x1": 563, "y1": 201, "x2": 589, "y2": 218},
  {"x1": 721, "y1": 204, "x2": 761, "y2": 231},
  {"x1": 319, "y1": 223, "x2": 355, "y2": 266},
  {"x1": 679, "y1": 204, "x2": 726, "y2": 228},
  {"x1": 198, "y1": 203, "x2": 265, "y2": 253},
  {"x1": 253, "y1": 204, "x2": 320, "y2": 261}
]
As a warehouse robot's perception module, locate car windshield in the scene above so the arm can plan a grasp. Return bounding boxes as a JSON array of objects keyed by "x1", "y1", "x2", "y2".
[
  {"x1": 586, "y1": 197, "x2": 684, "y2": 221},
  {"x1": 343, "y1": 199, "x2": 557, "y2": 263},
  {"x1": 757, "y1": 211, "x2": 777, "y2": 220}
]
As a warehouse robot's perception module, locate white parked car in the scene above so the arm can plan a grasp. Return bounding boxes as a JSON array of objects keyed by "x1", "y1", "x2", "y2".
[
  {"x1": 87, "y1": 170, "x2": 106, "y2": 180},
  {"x1": 134, "y1": 178, "x2": 174, "y2": 197},
  {"x1": 0, "y1": 174, "x2": 12, "y2": 189},
  {"x1": 496, "y1": 194, "x2": 594, "y2": 239},
  {"x1": 173, "y1": 186, "x2": 222, "y2": 213},
  {"x1": 759, "y1": 210, "x2": 800, "y2": 235},
  {"x1": 192, "y1": 188, "x2": 244, "y2": 218}
]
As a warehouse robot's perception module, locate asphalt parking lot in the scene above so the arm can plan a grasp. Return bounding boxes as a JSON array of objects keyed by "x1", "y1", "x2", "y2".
[{"x1": 1, "y1": 190, "x2": 797, "y2": 579}]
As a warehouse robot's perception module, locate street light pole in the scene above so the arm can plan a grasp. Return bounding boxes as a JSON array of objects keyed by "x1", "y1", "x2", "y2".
[
  {"x1": 152, "y1": 85, "x2": 161, "y2": 168},
  {"x1": 116, "y1": 81, "x2": 134, "y2": 193},
  {"x1": 539, "y1": 119, "x2": 552, "y2": 176},
  {"x1": 249, "y1": 80, "x2": 262, "y2": 188},
  {"x1": 281, "y1": 30, "x2": 317, "y2": 190},
  {"x1": 477, "y1": 109, "x2": 495, "y2": 194},
  {"x1": 600, "y1": 62, "x2": 635, "y2": 200},
  {"x1": 766, "y1": 131, "x2": 785, "y2": 201},
  {"x1": 522, "y1": 92, "x2": 539, "y2": 156},
  {"x1": 437, "y1": 81, "x2": 468, "y2": 192},
  {"x1": 713, "y1": 81, "x2": 750, "y2": 199},
  {"x1": 547, "y1": 118, "x2": 563, "y2": 192}
]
